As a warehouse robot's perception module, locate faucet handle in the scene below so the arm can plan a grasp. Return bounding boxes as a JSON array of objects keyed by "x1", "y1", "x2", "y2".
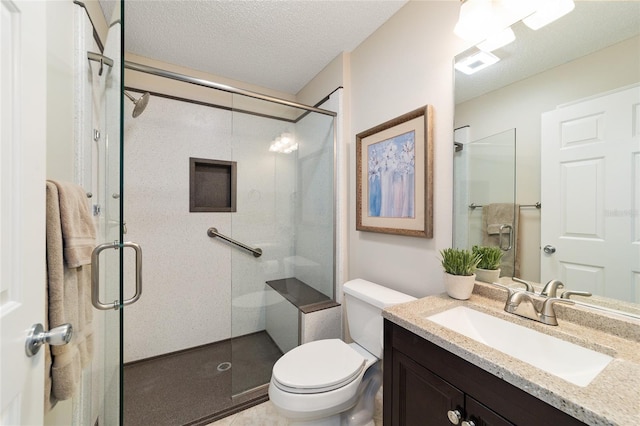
[
  {"x1": 512, "y1": 276, "x2": 534, "y2": 292},
  {"x1": 561, "y1": 290, "x2": 592, "y2": 299},
  {"x1": 541, "y1": 280, "x2": 564, "y2": 297}
]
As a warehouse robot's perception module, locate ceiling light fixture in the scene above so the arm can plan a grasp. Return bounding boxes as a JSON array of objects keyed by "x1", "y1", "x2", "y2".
[
  {"x1": 522, "y1": 0, "x2": 575, "y2": 30},
  {"x1": 477, "y1": 27, "x2": 515, "y2": 52},
  {"x1": 454, "y1": 0, "x2": 575, "y2": 71},
  {"x1": 454, "y1": 0, "x2": 536, "y2": 45}
]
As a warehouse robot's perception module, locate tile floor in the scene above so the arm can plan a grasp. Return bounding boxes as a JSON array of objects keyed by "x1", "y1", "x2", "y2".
[{"x1": 207, "y1": 389, "x2": 383, "y2": 425}]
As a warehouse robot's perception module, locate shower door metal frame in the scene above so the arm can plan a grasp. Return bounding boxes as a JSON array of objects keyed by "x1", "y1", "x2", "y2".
[{"x1": 124, "y1": 61, "x2": 337, "y2": 117}]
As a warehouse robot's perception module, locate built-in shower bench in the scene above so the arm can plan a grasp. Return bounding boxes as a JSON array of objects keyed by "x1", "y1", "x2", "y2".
[
  {"x1": 265, "y1": 278, "x2": 342, "y2": 354},
  {"x1": 266, "y1": 277, "x2": 339, "y2": 313}
]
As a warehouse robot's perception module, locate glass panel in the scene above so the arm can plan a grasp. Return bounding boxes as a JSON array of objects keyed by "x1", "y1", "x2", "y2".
[
  {"x1": 230, "y1": 94, "x2": 335, "y2": 397},
  {"x1": 94, "y1": 2, "x2": 123, "y2": 425},
  {"x1": 453, "y1": 128, "x2": 516, "y2": 276}
]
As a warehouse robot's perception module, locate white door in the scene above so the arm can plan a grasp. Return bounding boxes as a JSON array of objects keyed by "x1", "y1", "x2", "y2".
[
  {"x1": 0, "y1": 0, "x2": 47, "y2": 424},
  {"x1": 541, "y1": 84, "x2": 640, "y2": 302}
]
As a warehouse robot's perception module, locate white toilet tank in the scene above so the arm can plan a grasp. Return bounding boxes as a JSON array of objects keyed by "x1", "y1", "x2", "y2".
[{"x1": 343, "y1": 279, "x2": 416, "y2": 358}]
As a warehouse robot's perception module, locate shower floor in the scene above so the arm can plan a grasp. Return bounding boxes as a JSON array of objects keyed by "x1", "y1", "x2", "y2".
[{"x1": 123, "y1": 331, "x2": 283, "y2": 426}]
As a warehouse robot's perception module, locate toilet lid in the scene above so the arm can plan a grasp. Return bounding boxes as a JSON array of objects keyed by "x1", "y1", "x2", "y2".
[{"x1": 272, "y1": 339, "x2": 365, "y2": 394}]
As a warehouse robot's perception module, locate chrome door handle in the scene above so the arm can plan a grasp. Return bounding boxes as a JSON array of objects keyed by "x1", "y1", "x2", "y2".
[
  {"x1": 25, "y1": 323, "x2": 72, "y2": 357},
  {"x1": 499, "y1": 224, "x2": 513, "y2": 251},
  {"x1": 91, "y1": 241, "x2": 143, "y2": 310},
  {"x1": 543, "y1": 244, "x2": 556, "y2": 254}
]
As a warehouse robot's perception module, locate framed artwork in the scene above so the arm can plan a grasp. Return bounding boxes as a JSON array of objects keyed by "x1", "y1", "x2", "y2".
[{"x1": 356, "y1": 105, "x2": 433, "y2": 238}]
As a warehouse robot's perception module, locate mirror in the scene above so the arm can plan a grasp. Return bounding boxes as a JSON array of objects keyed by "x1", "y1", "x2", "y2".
[{"x1": 453, "y1": 1, "x2": 640, "y2": 312}]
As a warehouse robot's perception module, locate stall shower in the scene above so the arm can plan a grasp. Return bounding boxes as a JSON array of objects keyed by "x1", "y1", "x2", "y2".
[{"x1": 121, "y1": 73, "x2": 338, "y2": 425}]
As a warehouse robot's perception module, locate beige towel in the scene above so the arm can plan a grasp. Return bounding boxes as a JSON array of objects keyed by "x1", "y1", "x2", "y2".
[
  {"x1": 45, "y1": 181, "x2": 96, "y2": 410},
  {"x1": 50, "y1": 180, "x2": 96, "y2": 268},
  {"x1": 482, "y1": 203, "x2": 520, "y2": 277}
]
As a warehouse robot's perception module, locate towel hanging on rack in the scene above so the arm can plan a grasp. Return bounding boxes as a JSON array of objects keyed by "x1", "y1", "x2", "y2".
[{"x1": 45, "y1": 180, "x2": 96, "y2": 410}]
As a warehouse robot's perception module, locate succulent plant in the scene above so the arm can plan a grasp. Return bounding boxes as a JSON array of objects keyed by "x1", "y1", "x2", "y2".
[
  {"x1": 440, "y1": 248, "x2": 481, "y2": 276},
  {"x1": 472, "y1": 245, "x2": 504, "y2": 270}
]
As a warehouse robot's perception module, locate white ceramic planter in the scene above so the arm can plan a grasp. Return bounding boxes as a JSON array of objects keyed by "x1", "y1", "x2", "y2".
[
  {"x1": 443, "y1": 272, "x2": 476, "y2": 300},
  {"x1": 475, "y1": 268, "x2": 501, "y2": 284}
]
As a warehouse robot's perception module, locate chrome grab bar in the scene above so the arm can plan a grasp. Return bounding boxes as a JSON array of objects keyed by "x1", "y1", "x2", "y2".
[
  {"x1": 207, "y1": 227, "x2": 263, "y2": 258},
  {"x1": 91, "y1": 241, "x2": 143, "y2": 310}
]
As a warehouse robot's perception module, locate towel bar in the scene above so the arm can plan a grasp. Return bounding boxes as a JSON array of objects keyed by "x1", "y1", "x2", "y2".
[{"x1": 469, "y1": 202, "x2": 541, "y2": 210}]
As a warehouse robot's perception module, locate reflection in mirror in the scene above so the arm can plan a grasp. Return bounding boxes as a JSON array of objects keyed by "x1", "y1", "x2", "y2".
[
  {"x1": 453, "y1": 2, "x2": 640, "y2": 311},
  {"x1": 453, "y1": 128, "x2": 517, "y2": 276}
]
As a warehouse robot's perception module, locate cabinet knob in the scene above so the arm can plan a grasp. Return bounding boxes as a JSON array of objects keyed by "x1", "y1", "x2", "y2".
[
  {"x1": 462, "y1": 421, "x2": 476, "y2": 426},
  {"x1": 447, "y1": 409, "x2": 462, "y2": 425}
]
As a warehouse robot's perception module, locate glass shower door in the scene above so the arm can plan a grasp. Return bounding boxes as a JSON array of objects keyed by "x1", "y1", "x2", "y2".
[
  {"x1": 229, "y1": 93, "x2": 336, "y2": 400},
  {"x1": 228, "y1": 96, "x2": 298, "y2": 399},
  {"x1": 87, "y1": 2, "x2": 125, "y2": 425},
  {"x1": 453, "y1": 128, "x2": 516, "y2": 276}
]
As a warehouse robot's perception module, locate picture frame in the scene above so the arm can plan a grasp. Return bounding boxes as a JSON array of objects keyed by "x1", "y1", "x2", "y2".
[{"x1": 356, "y1": 105, "x2": 433, "y2": 238}]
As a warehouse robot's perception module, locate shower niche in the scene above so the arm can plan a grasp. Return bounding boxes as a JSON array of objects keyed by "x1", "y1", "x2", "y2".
[{"x1": 189, "y1": 157, "x2": 237, "y2": 212}]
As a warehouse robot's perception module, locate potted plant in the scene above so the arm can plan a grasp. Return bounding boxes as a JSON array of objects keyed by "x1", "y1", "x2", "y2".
[
  {"x1": 472, "y1": 245, "x2": 504, "y2": 283},
  {"x1": 440, "y1": 248, "x2": 481, "y2": 300}
]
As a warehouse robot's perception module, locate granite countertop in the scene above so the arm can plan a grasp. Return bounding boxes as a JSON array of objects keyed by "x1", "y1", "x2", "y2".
[{"x1": 382, "y1": 282, "x2": 640, "y2": 426}]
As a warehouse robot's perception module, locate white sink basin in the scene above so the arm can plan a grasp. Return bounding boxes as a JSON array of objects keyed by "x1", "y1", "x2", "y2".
[{"x1": 426, "y1": 306, "x2": 613, "y2": 387}]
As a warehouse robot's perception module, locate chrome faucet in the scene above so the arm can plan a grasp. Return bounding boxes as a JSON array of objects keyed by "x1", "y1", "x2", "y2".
[
  {"x1": 540, "y1": 279, "x2": 564, "y2": 297},
  {"x1": 489, "y1": 279, "x2": 575, "y2": 326},
  {"x1": 539, "y1": 297, "x2": 574, "y2": 325}
]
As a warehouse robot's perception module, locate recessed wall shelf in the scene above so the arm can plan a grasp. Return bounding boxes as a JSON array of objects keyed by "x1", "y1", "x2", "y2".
[{"x1": 189, "y1": 157, "x2": 237, "y2": 212}]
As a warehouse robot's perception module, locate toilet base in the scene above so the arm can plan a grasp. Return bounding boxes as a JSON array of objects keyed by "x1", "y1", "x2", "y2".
[
  {"x1": 288, "y1": 414, "x2": 341, "y2": 425},
  {"x1": 288, "y1": 417, "x2": 374, "y2": 426},
  {"x1": 270, "y1": 361, "x2": 381, "y2": 426}
]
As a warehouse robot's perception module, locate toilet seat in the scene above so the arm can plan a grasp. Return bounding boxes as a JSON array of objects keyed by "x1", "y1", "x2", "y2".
[{"x1": 272, "y1": 339, "x2": 365, "y2": 394}]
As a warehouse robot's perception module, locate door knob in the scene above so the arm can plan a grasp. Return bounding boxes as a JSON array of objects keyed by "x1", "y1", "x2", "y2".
[
  {"x1": 543, "y1": 245, "x2": 556, "y2": 254},
  {"x1": 462, "y1": 421, "x2": 476, "y2": 426},
  {"x1": 25, "y1": 323, "x2": 73, "y2": 357}
]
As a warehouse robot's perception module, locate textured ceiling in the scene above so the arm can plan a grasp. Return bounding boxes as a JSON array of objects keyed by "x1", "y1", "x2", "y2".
[
  {"x1": 113, "y1": 1, "x2": 640, "y2": 99},
  {"x1": 455, "y1": 1, "x2": 640, "y2": 103},
  {"x1": 123, "y1": 0, "x2": 408, "y2": 94}
]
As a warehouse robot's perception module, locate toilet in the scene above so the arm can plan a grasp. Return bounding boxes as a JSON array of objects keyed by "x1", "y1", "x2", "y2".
[{"x1": 268, "y1": 279, "x2": 416, "y2": 425}]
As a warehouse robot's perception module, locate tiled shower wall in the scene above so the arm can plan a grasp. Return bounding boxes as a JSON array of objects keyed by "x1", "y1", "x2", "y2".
[{"x1": 123, "y1": 95, "x2": 295, "y2": 362}]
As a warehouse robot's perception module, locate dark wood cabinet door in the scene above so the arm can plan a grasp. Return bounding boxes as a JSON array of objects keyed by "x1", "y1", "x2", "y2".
[
  {"x1": 392, "y1": 350, "x2": 465, "y2": 426},
  {"x1": 465, "y1": 395, "x2": 514, "y2": 426}
]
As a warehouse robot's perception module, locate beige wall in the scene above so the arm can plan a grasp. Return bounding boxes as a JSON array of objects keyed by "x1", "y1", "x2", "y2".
[
  {"x1": 46, "y1": 1, "x2": 75, "y2": 182},
  {"x1": 297, "y1": 1, "x2": 465, "y2": 299},
  {"x1": 346, "y1": 1, "x2": 464, "y2": 297}
]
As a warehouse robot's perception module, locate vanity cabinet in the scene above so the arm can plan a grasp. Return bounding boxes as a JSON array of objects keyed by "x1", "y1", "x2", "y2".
[{"x1": 383, "y1": 320, "x2": 585, "y2": 426}]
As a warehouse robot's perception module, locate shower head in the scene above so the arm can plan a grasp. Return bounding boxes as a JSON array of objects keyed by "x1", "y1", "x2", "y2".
[{"x1": 124, "y1": 91, "x2": 150, "y2": 118}]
